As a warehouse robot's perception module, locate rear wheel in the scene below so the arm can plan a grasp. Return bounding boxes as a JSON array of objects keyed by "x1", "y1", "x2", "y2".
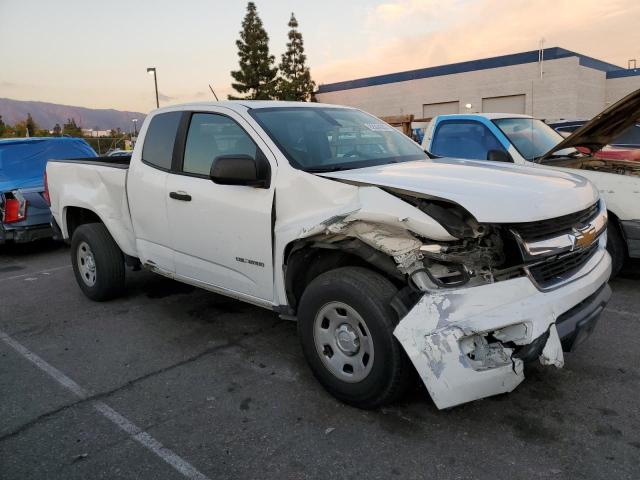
[
  {"x1": 297, "y1": 267, "x2": 413, "y2": 409},
  {"x1": 71, "y1": 223, "x2": 125, "y2": 301},
  {"x1": 607, "y1": 219, "x2": 626, "y2": 278}
]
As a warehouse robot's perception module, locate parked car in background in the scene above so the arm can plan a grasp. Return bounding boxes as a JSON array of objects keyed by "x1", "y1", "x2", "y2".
[
  {"x1": 423, "y1": 88, "x2": 640, "y2": 277},
  {"x1": 549, "y1": 120, "x2": 640, "y2": 148},
  {"x1": 0, "y1": 137, "x2": 96, "y2": 244},
  {"x1": 106, "y1": 149, "x2": 133, "y2": 157},
  {"x1": 46, "y1": 101, "x2": 610, "y2": 410},
  {"x1": 548, "y1": 119, "x2": 640, "y2": 163}
]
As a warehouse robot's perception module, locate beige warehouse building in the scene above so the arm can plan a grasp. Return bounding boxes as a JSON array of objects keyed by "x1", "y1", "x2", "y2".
[{"x1": 315, "y1": 47, "x2": 640, "y2": 123}]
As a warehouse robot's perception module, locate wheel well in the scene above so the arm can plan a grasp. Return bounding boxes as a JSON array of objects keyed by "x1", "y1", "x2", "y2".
[
  {"x1": 607, "y1": 209, "x2": 628, "y2": 253},
  {"x1": 283, "y1": 239, "x2": 403, "y2": 313},
  {"x1": 65, "y1": 207, "x2": 102, "y2": 239}
]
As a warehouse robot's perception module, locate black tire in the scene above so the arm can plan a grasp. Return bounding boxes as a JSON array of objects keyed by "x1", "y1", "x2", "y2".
[
  {"x1": 607, "y1": 218, "x2": 626, "y2": 278},
  {"x1": 297, "y1": 267, "x2": 413, "y2": 409},
  {"x1": 71, "y1": 223, "x2": 125, "y2": 301}
]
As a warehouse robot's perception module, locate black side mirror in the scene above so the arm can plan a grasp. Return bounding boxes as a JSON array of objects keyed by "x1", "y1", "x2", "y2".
[
  {"x1": 210, "y1": 151, "x2": 271, "y2": 188},
  {"x1": 487, "y1": 149, "x2": 513, "y2": 163}
]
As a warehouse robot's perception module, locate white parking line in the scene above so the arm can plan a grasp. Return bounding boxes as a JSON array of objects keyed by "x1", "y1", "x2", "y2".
[
  {"x1": 0, "y1": 329, "x2": 211, "y2": 480},
  {"x1": 0, "y1": 265, "x2": 71, "y2": 282}
]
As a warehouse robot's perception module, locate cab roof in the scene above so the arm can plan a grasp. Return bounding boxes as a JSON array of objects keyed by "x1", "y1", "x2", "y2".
[
  {"x1": 436, "y1": 113, "x2": 533, "y2": 120},
  {"x1": 152, "y1": 101, "x2": 353, "y2": 114}
]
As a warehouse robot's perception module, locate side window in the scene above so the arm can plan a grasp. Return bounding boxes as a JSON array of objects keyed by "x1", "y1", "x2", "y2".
[
  {"x1": 183, "y1": 113, "x2": 257, "y2": 176},
  {"x1": 142, "y1": 111, "x2": 182, "y2": 170},
  {"x1": 431, "y1": 121, "x2": 505, "y2": 160}
]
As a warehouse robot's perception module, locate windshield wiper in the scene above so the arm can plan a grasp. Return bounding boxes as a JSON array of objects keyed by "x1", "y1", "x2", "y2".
[
  {"x1": 534, "y1": 150, "x2": 582, "y2": 162},
  {"x1": 305, "y1": 166, "x2": 353, "y2": 173}
]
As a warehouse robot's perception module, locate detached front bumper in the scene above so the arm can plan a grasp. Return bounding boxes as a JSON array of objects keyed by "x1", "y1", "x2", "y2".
[{"x1": 394, "y1": 245, "x2": 611, "y2": 409}]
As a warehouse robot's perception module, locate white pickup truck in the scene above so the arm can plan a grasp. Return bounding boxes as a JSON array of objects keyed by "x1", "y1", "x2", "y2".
[
  {"x1": 424, "y1": 89, "x2": 640, "y2": 277},
  {"x1": 46, "y1": 101, "x2": 611, "y2": 410}
]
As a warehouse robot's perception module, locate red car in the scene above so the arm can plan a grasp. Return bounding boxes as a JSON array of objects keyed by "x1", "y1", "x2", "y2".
[{"x1": 551, "y1": 120, "x2": 640, "y2": 162}]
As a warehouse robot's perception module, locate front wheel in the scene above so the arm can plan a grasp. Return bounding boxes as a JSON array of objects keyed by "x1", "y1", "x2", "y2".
[
  {"x1": 297, "y1": 267, "x2": 413, "y2": 409},
  {"x1": 71, "y1": 223, "x2": 125, "y2": 301}
]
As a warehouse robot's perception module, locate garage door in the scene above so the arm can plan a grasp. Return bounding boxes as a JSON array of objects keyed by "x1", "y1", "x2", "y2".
[
  {"x1": 482, "y1": 95, "x2": 526, "y2": 114},
  {"x1": 422, "y1": 101, "x2": 459, "y2": 119}
]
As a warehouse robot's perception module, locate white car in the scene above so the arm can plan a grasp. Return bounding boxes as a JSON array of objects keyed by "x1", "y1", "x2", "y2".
[
  {"x1": 46, "y1": 101, "x2": 610, "y2": 409},
  {"x1": 106, "y1": 149, "x2": 132, "y2": 157},
  {"x1": 424, "y1": 88, "x2": 640, "y2": 276}
]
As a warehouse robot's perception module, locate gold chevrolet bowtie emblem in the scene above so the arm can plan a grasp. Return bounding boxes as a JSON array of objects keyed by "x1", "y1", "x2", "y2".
[{"x1": 572, "y1": 224, "x2": 597, "y2": 250}]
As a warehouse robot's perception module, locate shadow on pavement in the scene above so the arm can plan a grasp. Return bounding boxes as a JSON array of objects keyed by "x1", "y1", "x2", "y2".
[{"x1": 0, "y1": 238, "x2": 66, "y2": 258}]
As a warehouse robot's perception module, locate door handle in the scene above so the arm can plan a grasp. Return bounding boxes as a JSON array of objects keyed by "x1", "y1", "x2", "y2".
[{"x1": 169, "y1": 191, "x2": 192, "y2": 201}]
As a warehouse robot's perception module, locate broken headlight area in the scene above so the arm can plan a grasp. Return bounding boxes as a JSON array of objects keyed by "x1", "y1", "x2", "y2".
[
  {"x1": 380, "y1": 192, "x2": 527, "y2": 291},
  {"x1": 402, "y1": 227, "x2": 525, "y2": 292}
]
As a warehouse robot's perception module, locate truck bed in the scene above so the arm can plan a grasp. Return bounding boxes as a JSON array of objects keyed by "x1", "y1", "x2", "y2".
[
  {"x1": 46, "y1": 158, "x2": 137, "y2": 256},
  {"x1": 49, "y1": 155, "x2": 131, "y2": 169}
]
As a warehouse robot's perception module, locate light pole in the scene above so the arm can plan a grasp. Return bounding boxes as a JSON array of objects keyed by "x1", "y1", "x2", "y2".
[{"x1": 147, "y1": 67, "x2": 159, "y2": 108}]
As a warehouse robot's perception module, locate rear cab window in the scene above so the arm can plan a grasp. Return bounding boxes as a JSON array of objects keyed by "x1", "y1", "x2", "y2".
[
  {"x1": 431, "y1": 120, "x2": 506, "y2": 160},
  {"x1": 142, "y1": 112, "x2": 183, "y2": 170}
]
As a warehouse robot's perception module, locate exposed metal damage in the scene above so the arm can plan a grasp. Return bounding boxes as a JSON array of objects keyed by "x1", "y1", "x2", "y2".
[
  {"x1": 292, "y1": 182, "x2": 606, "y2": 409},
  {"x1": 393, "y1": 282, "x2": 566, "y2": 409}
]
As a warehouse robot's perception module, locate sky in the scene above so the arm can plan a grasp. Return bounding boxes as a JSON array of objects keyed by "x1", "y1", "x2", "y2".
[{"x1": 1, "y1": 0, "x2": 638, "y2": 114}]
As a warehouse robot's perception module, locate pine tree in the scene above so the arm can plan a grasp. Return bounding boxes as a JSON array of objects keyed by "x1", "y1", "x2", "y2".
[
  {"x1": 0, "y1": 115, "x2": 5, "y2": 137},
  {"x1": 52, "y1": 123, "x2": 62, "y2": 136},
  {"x1": 63, "y1": 118, "x2": 82, "y2": 137},
  {"x1": 277, "y1": 13, "x2": 315, "y2": 101},
  {"x1": 229, "y1": 2, "x2": 278, "y2": 100},
  {"x1": 26, "y1": 113, "x2": 37, "y2": 137}
]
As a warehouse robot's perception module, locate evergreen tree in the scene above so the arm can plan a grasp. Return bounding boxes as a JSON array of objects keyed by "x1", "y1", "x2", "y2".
[
  {"x1": 14, "y1": 121, "x2": 27, "y2": 137},
  {"x1": 0, "y1": 115, "x2": 5, "y2": 137},
  {"x1": 26, "y1": 113, "x2": 37, "y2": 137},
  {"x1": 229, "y1": 2, "x2": 278, "y2": 100},
  {"x1": 277, "y1": 13, "x2": 315, "y2": 101},
  {"x1": 52, "y1": 123, "x2": 62, "y2": 136},
  {"x1": 63, "y1": 118, "x2": 82, "y2": 137}
]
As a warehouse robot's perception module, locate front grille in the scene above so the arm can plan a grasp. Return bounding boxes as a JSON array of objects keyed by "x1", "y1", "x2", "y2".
[
  {"x1": 528, "y1": 243, "x2": 599, "y2": 286},
  {"x1": 509, "y1": 202, "x2": 599, "y2": 242}
]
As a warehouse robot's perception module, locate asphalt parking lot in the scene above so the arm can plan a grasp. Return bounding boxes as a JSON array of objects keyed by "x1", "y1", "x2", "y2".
[{"x1": 1, "y1": 240, "x2": 639, "y2": 480}]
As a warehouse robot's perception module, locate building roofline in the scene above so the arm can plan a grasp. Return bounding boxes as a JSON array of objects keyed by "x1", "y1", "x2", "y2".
[
  {"x1": 607, "y1": 68, "x2": 640, "y2": 79},
  {"x1": 316, "y1": 47, "x2": 623, "y2": 94}
]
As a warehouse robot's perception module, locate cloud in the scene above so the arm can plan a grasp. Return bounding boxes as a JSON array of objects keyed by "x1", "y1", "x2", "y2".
[
  {"x1": 157, "y1": 92, "x2": 175, "y2": 102},
  {"x1": 314, "y1": 0, "x2": 640, "y2": 85},
  {"x1": 371, "y1": 0, "x2": 452, "y2": 22}
]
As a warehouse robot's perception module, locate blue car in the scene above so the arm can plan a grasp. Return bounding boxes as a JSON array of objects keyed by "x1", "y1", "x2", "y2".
[{"x1": 0, "y1": 137, "x2": 96, "y2": 244}]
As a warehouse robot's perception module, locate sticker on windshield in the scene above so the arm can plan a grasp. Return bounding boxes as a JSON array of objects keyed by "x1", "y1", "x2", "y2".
[{"x1": 364, "y1": 123, "x2": 394, "y2": 132}]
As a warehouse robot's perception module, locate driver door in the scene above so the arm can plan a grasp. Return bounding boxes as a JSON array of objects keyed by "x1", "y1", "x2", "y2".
[{"x1": 165, "y1": 110, "x2": 276, "y2": 302}]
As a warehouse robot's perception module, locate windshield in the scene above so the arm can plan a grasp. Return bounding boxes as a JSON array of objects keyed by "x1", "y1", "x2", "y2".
[
  {"x1": 493, "y1": 118, "x2": 577, "y2": 161},
  {"x1": 613, "y1": 123, "x2": 640, "y2": 147},
  {"x1": 250, "y1": 107, "x2": 427, "y2": 171}
]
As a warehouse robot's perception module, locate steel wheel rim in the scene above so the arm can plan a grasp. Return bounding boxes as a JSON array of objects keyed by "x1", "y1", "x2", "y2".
[
  {"x1": 77, "y1": 241, "x2": 97, "y2": 287},
  {"x1": 313, "y1": 301, "x2": 374, "y2": 383}
]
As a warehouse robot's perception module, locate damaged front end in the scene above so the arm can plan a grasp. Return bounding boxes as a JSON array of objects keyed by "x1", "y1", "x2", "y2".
[
  {"x1": 391, "y1": 199, "x2": 608, "y2": 409},
  {"x1": 298, "y1": 185, "x2": 609, "y2": 409}
]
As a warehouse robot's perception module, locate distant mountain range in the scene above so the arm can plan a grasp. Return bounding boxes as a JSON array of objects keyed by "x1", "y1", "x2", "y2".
[{"x1": 0, "y1": 98, "x2": 146, "y2": 131}]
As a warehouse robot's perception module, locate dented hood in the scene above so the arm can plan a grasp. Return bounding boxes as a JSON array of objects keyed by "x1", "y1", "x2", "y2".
[
  {"x1": 319, "y1": 158, "x2": 598, "y2": 223},
  {"x1": 541, "y1": 87, "x2": 640, "y2": 160}
]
